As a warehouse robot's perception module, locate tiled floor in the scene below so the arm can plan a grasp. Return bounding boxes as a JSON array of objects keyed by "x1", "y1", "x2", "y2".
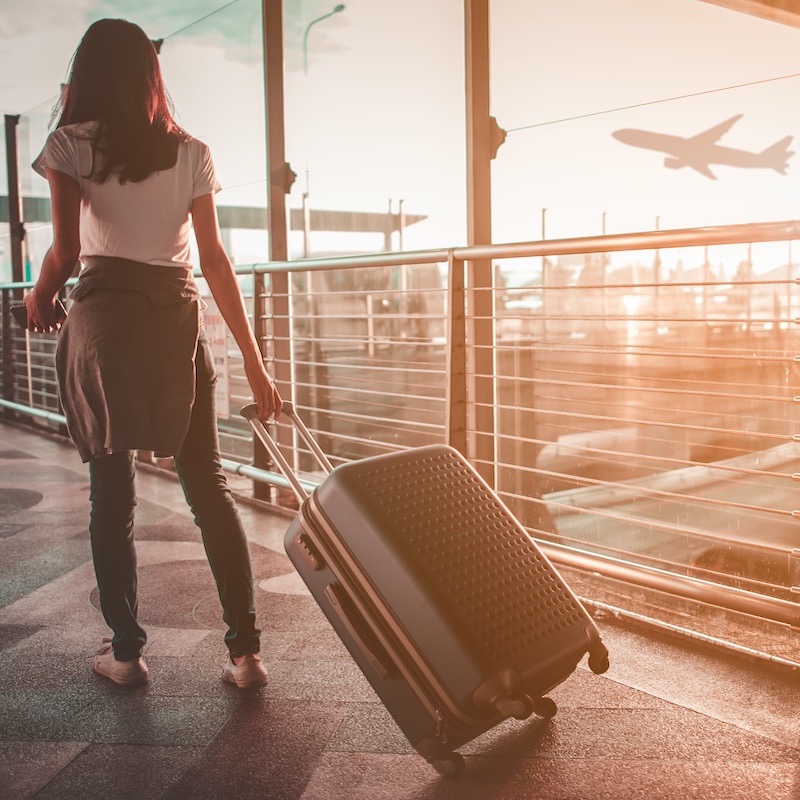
[{"x1": 1, "y1": 420, "x2": 798, "y2": 799}]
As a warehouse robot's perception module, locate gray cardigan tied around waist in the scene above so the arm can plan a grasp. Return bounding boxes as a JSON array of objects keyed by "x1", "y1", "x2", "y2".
[{"x1": 56, "y1": 256, "x2": 203, "y2": 462}]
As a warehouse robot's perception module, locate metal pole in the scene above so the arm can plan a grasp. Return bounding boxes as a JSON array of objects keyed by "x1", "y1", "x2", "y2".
[
  {"x1": 398, "y1": 198, "x2": 408, "y2": 327},
  {"x1": 302, "y1": 191, "x2": 311, "y2": 258},
  {"x1": 303, "y1": 4, "x2": 345, "y2": 75},
  {"x1": 261, "y1": 0, "x2": 295, "y2": 503},
  {"x1": 464, "y1": 0, "x2": 500, "y2": 485},
  {"x1": 787, "y1": 240, "x2": 792, "y2": 327},
  {"x1": 745, "y1": 242, "x2": 752, "y2": 330},
  {"x1": 4, "y1": 115, "x2": 25, "y2": 284},
  {"x1": 654, "y1": 215, "x2": 661, "y2": 330},
  {"x1": 601, "y1": 210, "x2": 608, "y2": 335},
  {"x1": 3, "y1": 115, "x2": 24, "y2": 420},
  {"x1": 446, "y1": 251, "x2": 467, "y2": 453},
  {"x1": 541, "y1": 207, "x2": 547, "y2": 339},
  {"x1": 398, "y1": 197, "x2": 406, "y2": 252},
  {"x1": 385, "y1": 198, "x2": 393, "y2": 251}
]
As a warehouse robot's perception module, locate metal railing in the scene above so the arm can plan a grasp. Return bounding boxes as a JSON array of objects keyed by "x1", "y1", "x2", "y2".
[{"x1": 3, "y1": 219, "x2": 800, "y2": 660}]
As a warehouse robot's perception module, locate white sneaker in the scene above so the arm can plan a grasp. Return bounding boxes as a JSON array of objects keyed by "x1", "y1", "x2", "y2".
[
  {"x1": 93, "y1": 639, "x2": 149, "y2": 686},
  {"x1": 222, "y1": 653, "x2": 269, "y2": 689}
]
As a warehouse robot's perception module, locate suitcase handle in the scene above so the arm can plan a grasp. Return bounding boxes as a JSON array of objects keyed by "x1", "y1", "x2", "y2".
[{"x1": 241, "y1": 402, "x2": 334, "y2": 503}]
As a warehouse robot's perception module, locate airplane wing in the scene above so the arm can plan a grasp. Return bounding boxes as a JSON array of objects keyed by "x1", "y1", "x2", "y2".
[{"x1": 688, "y1": 114, "x2": 743, "y2": 145}]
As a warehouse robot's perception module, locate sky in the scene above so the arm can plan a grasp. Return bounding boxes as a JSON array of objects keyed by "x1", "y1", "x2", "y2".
[{"x1": 2, "y1": 0, "x2": 800, "y2": 270}]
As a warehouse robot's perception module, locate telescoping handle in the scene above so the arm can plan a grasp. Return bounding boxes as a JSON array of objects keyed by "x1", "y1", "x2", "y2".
[{"x1": 241, "y1": 401, "x2": 334, "y2": 503}]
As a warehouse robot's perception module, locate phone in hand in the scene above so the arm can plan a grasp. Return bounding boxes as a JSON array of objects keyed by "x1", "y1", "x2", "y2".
[{"x1": 10, "y1": 300, "x2": 68, "y2": 331}]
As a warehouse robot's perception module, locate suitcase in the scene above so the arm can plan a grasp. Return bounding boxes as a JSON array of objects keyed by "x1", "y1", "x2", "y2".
[{"x1": 243, "y1": 403, "x2": 609, "y2": 777}]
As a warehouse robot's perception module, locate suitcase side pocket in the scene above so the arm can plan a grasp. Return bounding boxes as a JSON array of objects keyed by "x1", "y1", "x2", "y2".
[{"x1": 323, "y1": 582, "x2": 396, "y2": 680}]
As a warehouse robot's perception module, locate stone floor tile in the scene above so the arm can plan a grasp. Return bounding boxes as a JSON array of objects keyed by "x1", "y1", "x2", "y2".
[
  {"x1": 32, "y1": 743, "x2": 203, "y2": 800},
  {"x1": 0, "y1": 691, "x2": 98, "y2": 741},
  {"x1": 0, "y1": 623, "x2": 42, "y2": 652},
  {"x1": 163, "y1": 698, "x2": 348, "y2": 800},
  {"x1": 0, "y1": 740, "x2": 88, "y2": 800},
  {"x1": 65, "y1": 695, "x2": 243, "y2": 747},
  {"x1": 300, "y1": 752, "x2": 800, "y2": 800},
  {"x1": 265, "y1": 659, "x2": 378, "y2": 703}
]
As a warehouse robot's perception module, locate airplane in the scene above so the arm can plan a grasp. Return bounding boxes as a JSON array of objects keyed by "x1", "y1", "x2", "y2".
[{"x1": 612, "y1": 115, "x2": 794, "y2": 180}]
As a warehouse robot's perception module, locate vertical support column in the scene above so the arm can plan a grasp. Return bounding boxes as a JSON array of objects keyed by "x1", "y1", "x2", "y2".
[
  {"x1": 464, "y1": 0, "x2": 502, "y2": 485},
  {"x1": 3, "y1": 114, "x2": 24, "y2": 419},
  {"x1": 261, "y1": 0, "x2": 296, "y2": 503},
  {"x1": 1, "y1": 289, "x2": 15, "y2": 419},
  {"x1": 4, "y1": 115, "x2": 25, "y2": 284}
]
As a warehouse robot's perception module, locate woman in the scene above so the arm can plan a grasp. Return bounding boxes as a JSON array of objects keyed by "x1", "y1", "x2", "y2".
[{"x1": 25, "y1": 18, "x2": 282, "y2": 689}]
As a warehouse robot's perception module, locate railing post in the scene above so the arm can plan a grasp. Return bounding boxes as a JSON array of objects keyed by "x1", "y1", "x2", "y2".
[
  {"x1": 4, "y1": 115, "x2": 25, "y2": 285},
  {"x1": 1, "y1": 289, "x2": 14, "y2": 419},
  {"x1": 250, "y1": 268, "x2": 270, "y2": 501},
  {"x1": 3, "y1": 114, "x2": 25, "y2": 420},
  {"x1": 447, "y1": 251, "x2": 467, "y2": 454},
  {"x1": 262, "y1": 0, "x2": 295, "y2": 505},
  {"x1": 464, "y1": 0, "x2": 502, "y2": 486}
]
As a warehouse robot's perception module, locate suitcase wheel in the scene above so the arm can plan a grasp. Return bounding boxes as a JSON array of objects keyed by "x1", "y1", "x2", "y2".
[
  {"x1": 533, "y1": 696, "x2": 558, "y2": 719},
  {"x1": 429, "y1": 752, "x2": 466, "y2": 778},
  {"x1": 588, "y1": 643, "x2": 610, "y2": 675},
  {"x1": 495, "y1": 694, "x2": 536, "y2": 720}
]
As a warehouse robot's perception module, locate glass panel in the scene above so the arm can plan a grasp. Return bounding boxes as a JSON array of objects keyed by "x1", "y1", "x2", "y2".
[
  {"x1": 156, "y1": 0, "x2": 267, "y2": 268},
  {"x1": 151, "y1": 0, "x2": 266, "y2": 456},
  {"x1": 284, "y1": 0, "x2": 466, "y2": 254},
  {"x1": 491, "y1": 0, "x2": 800, "y2": 240}
]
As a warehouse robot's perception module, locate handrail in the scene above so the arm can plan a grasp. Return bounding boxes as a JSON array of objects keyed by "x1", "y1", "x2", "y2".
[
  {"x1": 238, "y1": 218, "x2": 800, "y2": 274},
  {"x1": 0, "y1": 398, "x2": 316, "y2": 498},
  {"x1": 2, "y1": 219, "x2": 798, "y2": 292},
  {"x1": 451, "y1": 219, "x2": 800, "y2": 261},
  {"x1": 539, "y1": 541, "x2": 800, "y2": 630},
  {"x1": 0, "y1": 397, "x2": 66, "y2": 424}
]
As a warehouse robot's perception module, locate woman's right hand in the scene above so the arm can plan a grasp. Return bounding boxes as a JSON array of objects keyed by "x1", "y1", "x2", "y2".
[
  {"x1": 244, "y1": 356, "x2": 283, "y2": 420},
  {"x1": 24, "y1": 288, "x2": 64, "y2": 333}
]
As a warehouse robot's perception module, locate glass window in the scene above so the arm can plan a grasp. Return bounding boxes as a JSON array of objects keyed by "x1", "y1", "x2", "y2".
[{"x1": 491, "y1": 0, "x2": 800, "y2": 240}]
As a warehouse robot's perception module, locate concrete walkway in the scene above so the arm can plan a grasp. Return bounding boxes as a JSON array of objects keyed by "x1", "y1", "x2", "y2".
[{"x1": 0, "y1": 421, "x2": 798, "y2": 799}]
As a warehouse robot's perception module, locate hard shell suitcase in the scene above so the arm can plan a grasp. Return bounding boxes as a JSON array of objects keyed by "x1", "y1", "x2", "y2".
[{"x1": 243, "y1": 403, "x2": 609, "y2": 777}]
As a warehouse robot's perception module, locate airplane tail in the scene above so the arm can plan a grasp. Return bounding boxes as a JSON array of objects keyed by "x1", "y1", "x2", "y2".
[{"x1": 759, "y1": 135, "x2": 794, "y2": 174}]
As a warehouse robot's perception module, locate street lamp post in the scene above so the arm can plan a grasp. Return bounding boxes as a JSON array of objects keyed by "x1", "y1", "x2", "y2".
[
  {"x1": 301, "y1": 3, "x2": 345, "y2": 254},
  {"x1": 303, "y1": 4, "x2": 345, "y2": 75}
]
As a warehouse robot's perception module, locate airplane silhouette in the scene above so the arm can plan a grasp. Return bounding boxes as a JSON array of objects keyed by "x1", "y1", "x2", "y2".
[{"x1": 612, "y1": 115, "x2": 794, "y2": 180}]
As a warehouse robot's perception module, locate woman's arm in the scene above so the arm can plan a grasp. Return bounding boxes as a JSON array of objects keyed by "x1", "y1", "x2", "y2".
[
  {"x1": 24, "y1": 168, "x2": 80, "y2": 331},
  {"x1": 191, "y1": 191, "x2": 282, "y2": 420}
]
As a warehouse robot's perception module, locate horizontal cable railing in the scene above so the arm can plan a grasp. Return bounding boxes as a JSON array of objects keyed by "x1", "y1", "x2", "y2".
[
  {"x1": 453, "y1": 225, "x2": 800, "y2": 638},
  {"x1": 3, "y1": 219, "x2": 800, "y2": 657}
]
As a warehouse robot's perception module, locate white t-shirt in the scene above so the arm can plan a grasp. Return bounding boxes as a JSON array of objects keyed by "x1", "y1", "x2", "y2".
[{"x1": 33, "y1": 121, "x2": 221, "y2": 269}]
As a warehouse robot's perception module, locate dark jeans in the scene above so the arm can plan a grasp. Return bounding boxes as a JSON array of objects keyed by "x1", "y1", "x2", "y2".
[{"x1": 88, "y1": 335, "x2": 260, "y2": 661}]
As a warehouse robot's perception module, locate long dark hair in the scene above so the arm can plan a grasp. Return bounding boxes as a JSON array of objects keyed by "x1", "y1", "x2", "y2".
[{"x1": 55, "y1": 19, "x2": 189, "y2": 183}]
